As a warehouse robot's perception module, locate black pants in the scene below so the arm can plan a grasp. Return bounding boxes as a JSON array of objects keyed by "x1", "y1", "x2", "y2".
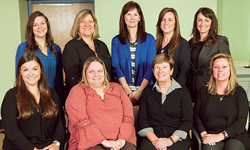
[{"x1": 202, "y1": 139, "x2": 245, "y2": 150}]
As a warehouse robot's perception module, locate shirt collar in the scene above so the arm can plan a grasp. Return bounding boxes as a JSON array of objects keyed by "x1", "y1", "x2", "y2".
[{"x1": 153, "y1": 78, "x2": 181, "y2": 95}]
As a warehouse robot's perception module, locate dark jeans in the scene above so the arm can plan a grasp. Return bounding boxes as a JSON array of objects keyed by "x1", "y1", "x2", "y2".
[
  {"x1": 202, "y1": 139, "x2": 245, "y2": 150},
  {"x1": 140, "y1": 137, "x2": 191, "y2": 150},
  {"x1": 85, "y1": 142, "x2": 136, "y2": 150}
]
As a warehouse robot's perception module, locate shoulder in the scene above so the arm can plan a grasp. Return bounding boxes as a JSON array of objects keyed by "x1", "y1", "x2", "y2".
[
  {"x1": 142, "y1": 85, "x2": 154, "y2": 94},
  {"x1": 235, "y1": 85, "x2": 247, "y2": 94},
  {"x1": 2, "y1": 88, "x2": 16, "y2": 105},
  {"x1": 65, "y1": 38, "x2": 79, "y2": 47},
  {"x1": 146, "y1": 33, "x2": 155, "y2": 40},
  {"x1": 17, "y1": 41, "x2": 28, "y2": 51},
  {"x1": 95, "y1": 39, "x2": 107, "y2": 47},
  {"x1": 112, "y1": 35, "x2": 120, "y2": 42},
  {"x1": 216, "y1": 35, "x2": 228, "y2": 43},
  {"x1": 108, "y1": 82, "x2": 123, "y2": 91},
  {"x1": 53, "y1": 43, "x2": 61, "y2": 52},
  {"x1": 178, "y1": 37, "x2": 190, "y2": 48}
]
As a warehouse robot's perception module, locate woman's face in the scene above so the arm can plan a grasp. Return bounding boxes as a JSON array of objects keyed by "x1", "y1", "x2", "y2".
[
  {"x1": 153, "y1": 62, "x2": 173, "y2": 83},
  {"x1": 20, "y1": 60, "x2": 41, "y2": 88},
  {"x1": 213, "y1": 58, "x2": 230, "y2": 82},
  {"x1": 124, "y1": 8, "x2": 140, "y2": 29},
  {"x1": 196, "y1": 12, "x2": 212, "y2": 36},
  {"x1": 160, "y1": 12, "x2": 175, "y2": 35},
  {"x1": 33, "y1": 16, "x2": 48, "y2": 39},
  {"x1": 86, "y1": 61, "x2": 105, "y2": 89},
  {"x1": 79, "y1": 14, "x2": 95, "y2": 38}
]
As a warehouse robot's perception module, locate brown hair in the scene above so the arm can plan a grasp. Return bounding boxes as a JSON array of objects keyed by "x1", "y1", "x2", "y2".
[
  {"x1": 15, "y1": 51, "x2": 58, "y2": 119},
  {"x1": 25, "y1": 11, "x2": 58, "y2": 57},
  {"x1": 119, "y1": 1, "x2": 146, "y2": 44},
  {"x1": 70, "y1": 9, "x2": 100, "y2": 40},
  {"x1": 207, "y1": 53, "x2": 238, "y2": 95},
  {"x1": 79, "y1": 57, "x2": 109, "y2": 91},
  {"x1": 152, "y1": 53, "x2": 175, "y2": 70},
  {"x1": 189, "y1": 7, "x2": 219, "y2": 47},
  {"x1": 156, "y1": 7, "x2": 182, "y2": 57}
]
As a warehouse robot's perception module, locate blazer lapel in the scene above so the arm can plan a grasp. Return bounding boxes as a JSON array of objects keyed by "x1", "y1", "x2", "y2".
[{"x1": 198, "y1": 45, "x2": 213, "y2": 68}]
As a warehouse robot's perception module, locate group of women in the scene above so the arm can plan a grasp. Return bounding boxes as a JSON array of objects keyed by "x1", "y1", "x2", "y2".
[{"x1": 1, "y1": 1, "x2": 250, "y2": 150}]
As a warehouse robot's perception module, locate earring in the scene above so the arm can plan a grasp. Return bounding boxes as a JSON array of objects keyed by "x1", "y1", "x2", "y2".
[{"x1": 139, "y1": 20, "x2": 142, "y2": 25}]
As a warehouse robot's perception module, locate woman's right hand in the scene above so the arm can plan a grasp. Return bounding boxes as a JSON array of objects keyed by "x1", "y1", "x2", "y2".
[{"x1": 101, "y1": 140, "x2": 122, "y2": 150}]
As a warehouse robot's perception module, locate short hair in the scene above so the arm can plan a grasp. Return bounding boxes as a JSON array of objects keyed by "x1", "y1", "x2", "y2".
[
  {"x1": 79, "y1": 57, "x2": 109, "y2": 91},
  {"x1": 16, "y1": 51, "x2": 58, "y2": 119},
  {"x1": 156, "y1": 7, "x2": 182, "y2": 56},
  {"x1": 207, "y1": 53, "x2": 238, "y2": 95},
  {"x1": 152, "y1": 53, "x2": 175, "y2": 70},
  {"x1": 189, "y1": 7, "x2": 218, "y2": 47},
  {"x1": 70, "y1": 9, "x2": 100, "y2": 40},
  {"x1": 119, "y1": 1, "x2": 146, "y2": 44},
  {"x1": 25, "y1": 11, "x2": 58, "y2": 56}
]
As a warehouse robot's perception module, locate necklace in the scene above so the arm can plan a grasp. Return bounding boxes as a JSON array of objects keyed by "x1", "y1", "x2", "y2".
[{"x1": 218, "y1": 94, "x2": 225, "y2": 102}]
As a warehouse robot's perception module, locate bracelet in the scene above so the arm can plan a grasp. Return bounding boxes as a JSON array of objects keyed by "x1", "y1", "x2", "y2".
[
  {"x1": 221, "y1": 131, "x2": 228, "y2": 140},
  {"x1": 202, "y1": 134, "x2": 208, "y2": 138},
  {"x1": 169, "y1": 136, "x2": 175, "y2": 144},
  {"x1": 138, "y1": 89, "x2": 142, "y2": 95}
]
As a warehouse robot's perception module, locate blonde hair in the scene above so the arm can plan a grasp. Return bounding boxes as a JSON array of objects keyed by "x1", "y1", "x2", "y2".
[
  {"x1": 79, "y1": 57, "x2": 109, "y2": 91},
  {"x1": 207, "y1": 53, "x2": 238, "y2": 95},
  {"x1": 70, "y1": 9, "x2": 100, "y2": 40}
]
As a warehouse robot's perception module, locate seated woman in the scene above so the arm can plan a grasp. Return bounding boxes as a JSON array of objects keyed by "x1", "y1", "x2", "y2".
[
  {"x1": 138, "y1": 53, "x2": 193, "y2": 150},
  {"x1": 65, "y1": 56, "x2": 136, "y2": 150},
  {"x1": 194, "y1": 53, "x2": 250, "y2": 150},
  {"x1": 1, "y1": 52, "x2": 65, "y2": 150}
]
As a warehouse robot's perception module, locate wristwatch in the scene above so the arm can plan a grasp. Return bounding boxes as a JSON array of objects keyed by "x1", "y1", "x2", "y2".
[{"x1": 52, "y1": 141, "x2": 60, "y2": 147}]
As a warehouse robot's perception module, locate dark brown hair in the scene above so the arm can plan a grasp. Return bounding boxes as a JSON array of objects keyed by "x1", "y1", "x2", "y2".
[
  {"x1": 15, "y1": 51, "x2": 58, "y2": 119},
  {"x1": 156, "y1": 7, "x2": 182, "y2": 57},
  {"x1": 152, "y1": 53, "x2": 175, "y2": 70},
  {"x1": 189, "y1": 7, "x2": 218, "y2": 47},
  {"x1": 25, "y1": 11, "x2": 58, "y2": 57},
  {"x1": 119, "y1": 1, "x2": 146, "y2": 44}
]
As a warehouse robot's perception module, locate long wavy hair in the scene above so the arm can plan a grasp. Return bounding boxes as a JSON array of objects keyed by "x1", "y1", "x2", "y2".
[
  {"x1": 15, "y1": 52, "x2": 58, "y2": 119},
  {"x1": 119, "y1": 1, "x2": 146, "y2": 44},
  {"x1": 189, "y1": 7, "x2": 218, "y2": 47},
  {"x1": 70, "y1": 9, "x2": 100, "y2": 40},
  {"x1": 207, "y1": 53, "x2": 238, "y2": 95},
  {"x1": 156, "y1": 7, "x2": 182, "y2": 57},
  {"x1": 79, "y1": 57, "x2": 110, "y2": 92},
  {"x1": 25, "y1": 11, "x2": 58, "y2": 57}
]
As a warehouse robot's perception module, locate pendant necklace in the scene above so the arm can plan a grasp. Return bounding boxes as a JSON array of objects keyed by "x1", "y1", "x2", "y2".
[{"x1": 219, "y1": 95, "x2": 225, "y2": 102}]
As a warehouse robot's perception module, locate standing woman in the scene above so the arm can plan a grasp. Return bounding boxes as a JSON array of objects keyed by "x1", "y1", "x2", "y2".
[
  {"x1": 2, "y1": 52, "x2": 65, "y2": 150},
  {"x1": 156, "y1": 7, "x2": 190, "y2": 85},
  {"x1": 112, "y1": 1, "x2": 156, "y2": 104},
  {"x1": 188, "y1": 7, "x2": 231, "y2": 101},
  {"x1": 16, "y1": 11, "x2": 63, "y2": 100},
  {"x1": 63, "y1": 9, "x2": 113, "y2": 103}
]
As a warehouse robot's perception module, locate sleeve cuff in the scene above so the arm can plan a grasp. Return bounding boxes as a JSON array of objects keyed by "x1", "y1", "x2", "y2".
[
  {"x1": 138, "y1": 127, "x2": 154, "y2": 137},
  {"x1": 173, "y1": 130, "x2": 187, "y2": 139}
]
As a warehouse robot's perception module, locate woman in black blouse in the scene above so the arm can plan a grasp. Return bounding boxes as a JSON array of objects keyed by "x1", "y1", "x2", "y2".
[
  {"x1": 1, "y1": 52, "x2": 65, "y2": 150},
  {"x1": 188, "y1": 7, "x2": 230, "y2": 102},
  {"x1": 62, "y1": 9, "x2": 113, "y2": 103},
  {"x1": 156, "y1": 7, "x2": 190, "y2": 85},
  {"x1": 138, "y1": 53, "x2": 192, "y2": 150},
  {"x1": 194, "y1": 53, "x2": 250, "y2": 150}
]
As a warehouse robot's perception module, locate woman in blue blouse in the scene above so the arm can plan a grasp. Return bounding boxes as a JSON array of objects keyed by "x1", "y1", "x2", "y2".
[
  {"x1": 15, "y1": 11, "x2": 63, "y2": 99},
  {"x1": 112, "y1": 1, "x2": 156, "y2": 104}
]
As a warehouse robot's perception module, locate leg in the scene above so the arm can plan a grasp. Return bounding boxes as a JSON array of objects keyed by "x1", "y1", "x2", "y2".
[
  {"x1": 133, "y1": 105, "x2": 142, "y2": 149},
  {"x1": 224, "y1": 139, "x2": 245, "y2": 150},
  {"x1": 85, "y1": 144, "x2": 106, "y2": 150},
  {"x1": 202, "y1": 141, "x2": 224, "y2": 150},
  {"x1": 140, "y1": 137, "x2": 156, "y2": 150},
  {"x1": 121, "y1": 141, "x2": 136, "y2": 150}
]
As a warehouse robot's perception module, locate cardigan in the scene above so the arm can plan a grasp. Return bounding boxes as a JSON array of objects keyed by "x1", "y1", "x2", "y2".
[
  {"x1": 194, "y1": 86, "x2": 250, "y2": 150},
  {"x1": 157, "y1": 37, "x2": 190, "y2": 86},
  {"x1": 62, "y1": 38, "x2": 113, "y2": 103},
  {"x1": 111, "y1": 33, "x2": 156, "y2": 85},
  {"x1": 65, "y1": 82, "x2": 136, "y2": 150},
  {"x1": 1, "y1": 88, "x2": 65, "y2": 150},
  {"x1": 187, "y1": 35, "x2": 231, "y2": 101},
  {"x1": 15, "y1": 42, "x2": 63, "y2": 99},
  {"x1": 138, "y1": 81, "x2": 193, "y2": 138}
]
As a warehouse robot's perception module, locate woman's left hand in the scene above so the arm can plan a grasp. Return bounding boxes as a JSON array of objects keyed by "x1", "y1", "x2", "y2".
[
  {"x1": 202, "y1": 133, "x2": 224, "y2": 145},
  {"x1": 116, "y1": 139, "x2": 126, "y2": 148},
  {"x1": 129, "y1": 90, "x2": 140, "y2": 104},
  {"x1": 42, "y1": 143, "x2": 59, "y2": 150},
  {"x1": 155, "y1": 138, "x2": 172, "y2": 150}
]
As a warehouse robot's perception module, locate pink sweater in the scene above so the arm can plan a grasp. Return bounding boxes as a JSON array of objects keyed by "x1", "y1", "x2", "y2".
[{"x1": 65, "y1": 82, "x2": 136, "y2": 150}]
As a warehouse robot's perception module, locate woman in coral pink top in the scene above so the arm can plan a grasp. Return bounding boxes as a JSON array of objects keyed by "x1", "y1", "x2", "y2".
[{"x1": 65, "y1": 56, "x2": 136, "y2": 150}]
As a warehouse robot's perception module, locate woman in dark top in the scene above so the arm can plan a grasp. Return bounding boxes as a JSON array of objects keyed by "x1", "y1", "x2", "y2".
[
  {"x1": 188, "y1": 7, "x2": 231, "y2": 102},
  {"x1": 1, "y1": 52, "x2": 65, "y2": 150},
  {"x1": 156, "y1": 7, "x2": 190, "y2": 85},
  {"x1": 138, "y1": 54, "x2": 193, "y2": 150},
  {"x1": 63, "y1": 9, "x2": 113, "y2": 103},
  {"x1": 194, "y1": 53, "x2": 250, "y2": 150}
]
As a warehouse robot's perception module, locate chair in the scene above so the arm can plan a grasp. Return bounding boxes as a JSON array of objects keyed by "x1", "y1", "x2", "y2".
[{"x1": 192, "y1": 112, "x2": 249, "y2": 150}]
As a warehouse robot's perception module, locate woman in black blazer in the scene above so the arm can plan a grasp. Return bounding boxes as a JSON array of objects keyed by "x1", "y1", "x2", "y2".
[
  {"x1": 194, "y1": 53, "x2": 250, "y2": 150},
  {"x1": 188, "y1": 7, "x2": 231, "y2": 102}
]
